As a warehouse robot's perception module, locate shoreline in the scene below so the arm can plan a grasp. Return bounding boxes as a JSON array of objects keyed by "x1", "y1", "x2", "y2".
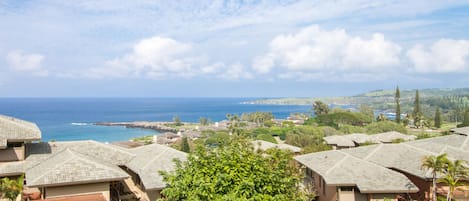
[{"x1": 95, "y1": 121, "x2": 178, "y2": 133}]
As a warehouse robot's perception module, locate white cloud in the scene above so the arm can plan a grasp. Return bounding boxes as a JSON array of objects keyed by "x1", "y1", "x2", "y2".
[
  {"x1": 407, "y1": 39, "x2": 469, "y2": 73},
  {"x1": 218, "y1": 63, "x2": 253, "y2": 80},
  {"x1": 86, "y1": 36, "x2": 255, "y2": 81},
  {"x1": 253, "y1": 25, "x2": 402, "y2": 77},
  {"x1": 86, "y1": 36, "x2": 197, "y2": 79},
  {"x1": 5, "y1": 50, "x2": 48, "y2": 76}
]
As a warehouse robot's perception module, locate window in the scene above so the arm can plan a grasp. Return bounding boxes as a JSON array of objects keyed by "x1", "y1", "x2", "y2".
[{"x1": 341, "y1": 186, "x2": 354, "y2": 191}]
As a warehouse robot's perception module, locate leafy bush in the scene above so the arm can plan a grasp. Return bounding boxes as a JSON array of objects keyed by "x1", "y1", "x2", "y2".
[
  {"x1": 316, "y1": 112, "x2": 372, "y2": 128},
  {"x1": 256, "y1": 134, "x2": 277, "y2": 143},
  {"x1": 339, "y1": 125, "x2": 366, "y2": 134},
  {"x1": 365, "y1": 121, "x2": 407, "y2": 134},
  {"x1": 159, "y1": 139, "x2": 311, "y2": 200}
]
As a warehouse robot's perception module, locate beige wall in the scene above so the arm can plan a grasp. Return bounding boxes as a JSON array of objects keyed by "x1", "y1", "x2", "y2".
[
  {"x1": 398, "y1": 171, "x2": 432, "y2": 201},
  {"x1": 0, "y1": 146, "x2": 24, "y2": 162},
  {"x1": 146, "y1": 189, "x2": 162, "y2": 201},
  {"x1": 310, "y1": 171, "x2": 337, "y2": 201},
  {"x1": 355, "y1": 191, "x2": 368, "y2": 201},
  {"x1": 338, "y1": 188, "x2": 355, "y2": 201},
  {"x1": 45, "y1": 182, "x2": 110, "y2": 201}
]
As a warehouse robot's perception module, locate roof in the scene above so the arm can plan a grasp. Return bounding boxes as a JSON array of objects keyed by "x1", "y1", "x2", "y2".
[
  {"x1": 295, "y1": 150, "x2": 419, "y2": 193},
  {"x1": 451, "y1": 126, "x2": 469, "y2": 136},
  {"x1": 323, "y1": 132, "x2": 416, "y2": 147},
  {"x1": 0, "y1": 115, "x2": 41, "y2": 144},
  {"x1": 126, "y1": 143, "x2": 187, "y2": 190},
  {"x1": 371, "y1": 131, "x2": 416, "y2": 143},
  {"x1": 251, "y1": 140, "x2": 302, "y2": 153},
  {"x1": 323, "y1": 135, "x2": 355, "y2": 147},
  {"x1": 0, "y1": 161, "x2": 26, "y2": 176},
  {"x1": 26, "y1": 141, "x2": 135, "y2": 166},
  {"x1": 343, "y1": 133, "x2": 374, "y2": 144},
  {"x1": 26, "y1": 148, "x2": 129, "y2": 187},
  {"x1": 299, "y1": 133, "x2": 469, "y2": 193},
  {"x1": 0, "y1": 137, "x2": 6, "y2": 149}
]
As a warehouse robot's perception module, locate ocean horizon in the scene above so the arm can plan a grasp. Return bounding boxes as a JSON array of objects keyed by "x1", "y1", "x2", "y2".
[{"x1": 0, "y1": 98, "x2": 311, "y2": 142}]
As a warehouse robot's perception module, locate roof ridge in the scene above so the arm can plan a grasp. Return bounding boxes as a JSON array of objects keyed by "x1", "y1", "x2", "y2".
[
  {"x1": 140, "y1": 147, "x2": 170, "y2": 171},
  {"x1": 325, "y1": 151, "x2": 348, "y2": 176},
  {"x1": 460, "y1": 135, "x2": 469, "y2": 149},
  {"x1": 70, "y1": 149, "x2": 127, "y2": 175},
  {"x1": 401, "y1": 143, "x2": 436, "y2": 155},
  {"x1": 363, "y1": 144, "x2": 383, "y2": 160}
]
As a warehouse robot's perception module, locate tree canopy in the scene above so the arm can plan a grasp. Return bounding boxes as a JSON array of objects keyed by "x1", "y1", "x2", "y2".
[
  {"x1": 159, "y1": 138, "x2": 312, "y2": 201},
  {"x1": 395, "y1": 86, "x2": 401, "y2": 123},
  {"x1": 0, "y1": 175, "x2": 23, "y2": 201},
  {"x1": 312, "y1": 101, "x2": 329, "y2": 116}
]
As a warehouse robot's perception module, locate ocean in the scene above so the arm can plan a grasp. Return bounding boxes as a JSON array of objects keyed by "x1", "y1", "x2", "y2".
[{"x1": 0, "y1": 98, "x2": 311, "y2": 142}]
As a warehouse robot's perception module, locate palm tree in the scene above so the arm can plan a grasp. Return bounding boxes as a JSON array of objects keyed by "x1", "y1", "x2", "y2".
[
  {"x1": 0, "y1": 175, "x2": 24, "y2": 201},
  {"x1": 439, "y1": 160, "x2": 468, "y2": 201},
  {"x1": 422, "y1": 153, "x2": 449, "y2": 201}
]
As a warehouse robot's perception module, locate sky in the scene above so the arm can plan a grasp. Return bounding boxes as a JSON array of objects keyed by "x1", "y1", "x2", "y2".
[{"x1": 0, "y1": 0, "x2": 469, "y2": 97}]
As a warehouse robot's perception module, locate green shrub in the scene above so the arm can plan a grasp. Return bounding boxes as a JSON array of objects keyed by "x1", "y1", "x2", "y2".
[{"x1": 365, "y1": 121, "x2": 407, "y2": 134}]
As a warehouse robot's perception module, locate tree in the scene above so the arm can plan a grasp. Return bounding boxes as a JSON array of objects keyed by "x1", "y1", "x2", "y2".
[
  {"x1": 413, "y1": 90, "x2": 423, "y2": 127},
  {"x1": 159, "y1": 138, "x2": 311, "y2": 200},
  {"x1": 395, "y1": 86, "x2": 401, "y2": 123},
  {"x1": 226, "y1": 114, "x2": 243, "y2": 136},
  {"x1": 421, "y1": 153, "x2": 449, "y2": 201},
  {"x1": 359, "y1": 104, "x2": 374, "y2": 121},
  {"x1": 312, "y1": 101, "x2": 329, "y2": 116},
  {"x1": 199, "y1": 117, "x2": 211, "y2": 126},
  {"x1": 439, "y1": 160, "x2": 468, "y2": 201},
  {"x1": 180, "y1": 136, "x2": 190, "y2": 153},
  {"x1": 434, "y1": 108, "x2": 441, "y2": 128},
  {"x1": 462, "y1": 109, "x2": 469, "y2": 127},
  {"x1": 173, "y1": 115, "x2": 183, "y2": 126},
  {"x1": 0, "y1": 175, "x2": 23, "y2": 201}
]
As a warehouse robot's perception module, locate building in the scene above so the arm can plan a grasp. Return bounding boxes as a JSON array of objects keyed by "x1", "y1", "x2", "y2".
[
  {"x1": 324, "y1": 131, "x2": 416, "y2": 150},
  {"x1": 296, "y1": 130, "x2": 469, "y2": 201},
  {"x1": 0, "y1": 115, "x2": 187, "y2": 201},
  {"x1": 251, "y1": 140, "x2": 302, "y2": 154}
]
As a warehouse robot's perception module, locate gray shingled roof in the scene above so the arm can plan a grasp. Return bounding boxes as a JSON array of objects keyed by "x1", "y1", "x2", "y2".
[
  {"x1": 451, "y1": 126, "x2": 469, "y2": 136},
  {"x1": 324, "y1": 132, "x2": 416, "y2": 147},
  {"x1": 323, "y1": 135, "x2": 355, "y2": 147},
  {"x1": 0, "y1": 115, "x2": 41, "y2": 143},
  {"x1": 126, "y1": 144, "x2": 187, "y2": 190},
  {"x1": 343, "y1": 133, "x2": 374, "y2": 144},
  {"x1": 338, "y1": 134, "x2": 469, "y2": 180},
  {"x1": 26, "y1": 148, "x2": 129, "y2": 187},
  {"x1": 251, "y1": 140, "x2": 302, "y2": 153},
  {"x1": 0, "y1": 137, "x2": 6, "y2": 149},
  {"x1": 371, "y1": 131, "x2": 416, "y2": 143},
  {"x1": 295, "y1": 150, "x2": 419, "y2": 193},
  {"x1": 26, "y1": 141, "x2": 135, "y2": 166},
  {"x1": 0, "y1": 161, "x2": 26, "y2": 176}
]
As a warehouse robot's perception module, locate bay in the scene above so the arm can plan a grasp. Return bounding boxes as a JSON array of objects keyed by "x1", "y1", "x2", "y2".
[{"x1": 0, "y1": 98, "x2": 311, "y2": 142}]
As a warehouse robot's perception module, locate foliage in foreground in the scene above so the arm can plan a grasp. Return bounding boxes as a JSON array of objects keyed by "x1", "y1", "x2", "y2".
[
  {"x1": 0, "y1": 175, "x2": 23, "y2": 201},
  {"x1": 159, "y1": 138, "x2": 312, "y2": 201}
]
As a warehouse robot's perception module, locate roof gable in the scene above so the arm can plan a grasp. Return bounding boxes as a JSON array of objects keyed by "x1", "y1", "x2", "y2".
[
  {"x1": 0, "y1": 115, "x2": 41, "y2": 142},
  {"x1": 26, "y1": 149, "x2": 128, "y2": 187},
  {"x1": 126, "y1": 144, "x2": 187, "y2": 190},
  {"x1": 295, "y1": 150, "x2": 418, "y2": 193}
]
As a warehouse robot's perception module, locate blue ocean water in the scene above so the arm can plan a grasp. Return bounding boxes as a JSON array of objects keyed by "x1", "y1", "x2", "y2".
[{"x1": 0, "y1": 98, "x2": 311, "y2": 142}]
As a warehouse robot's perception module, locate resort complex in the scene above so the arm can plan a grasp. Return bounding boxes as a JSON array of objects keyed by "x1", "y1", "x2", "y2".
[
  {"x1": 296, "y1": 128, "x2": 469, "y2": 201},
  {"x1": 0, "y1": 115, "x2": 186, "y2": 201},
  {"x1": 1, "y1": 113, "x2": 469, "y2": 201}
]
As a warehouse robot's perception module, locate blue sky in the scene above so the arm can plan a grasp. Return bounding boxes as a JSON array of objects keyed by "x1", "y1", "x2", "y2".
[{"x1": 1, "y1": 0, "x2": 469, "y2": 97}]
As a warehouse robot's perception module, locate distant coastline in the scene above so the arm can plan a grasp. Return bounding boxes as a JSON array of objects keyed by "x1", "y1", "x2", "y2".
[{"x1": 95, "y1": 121, "x2": 177, "y2": 133}]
